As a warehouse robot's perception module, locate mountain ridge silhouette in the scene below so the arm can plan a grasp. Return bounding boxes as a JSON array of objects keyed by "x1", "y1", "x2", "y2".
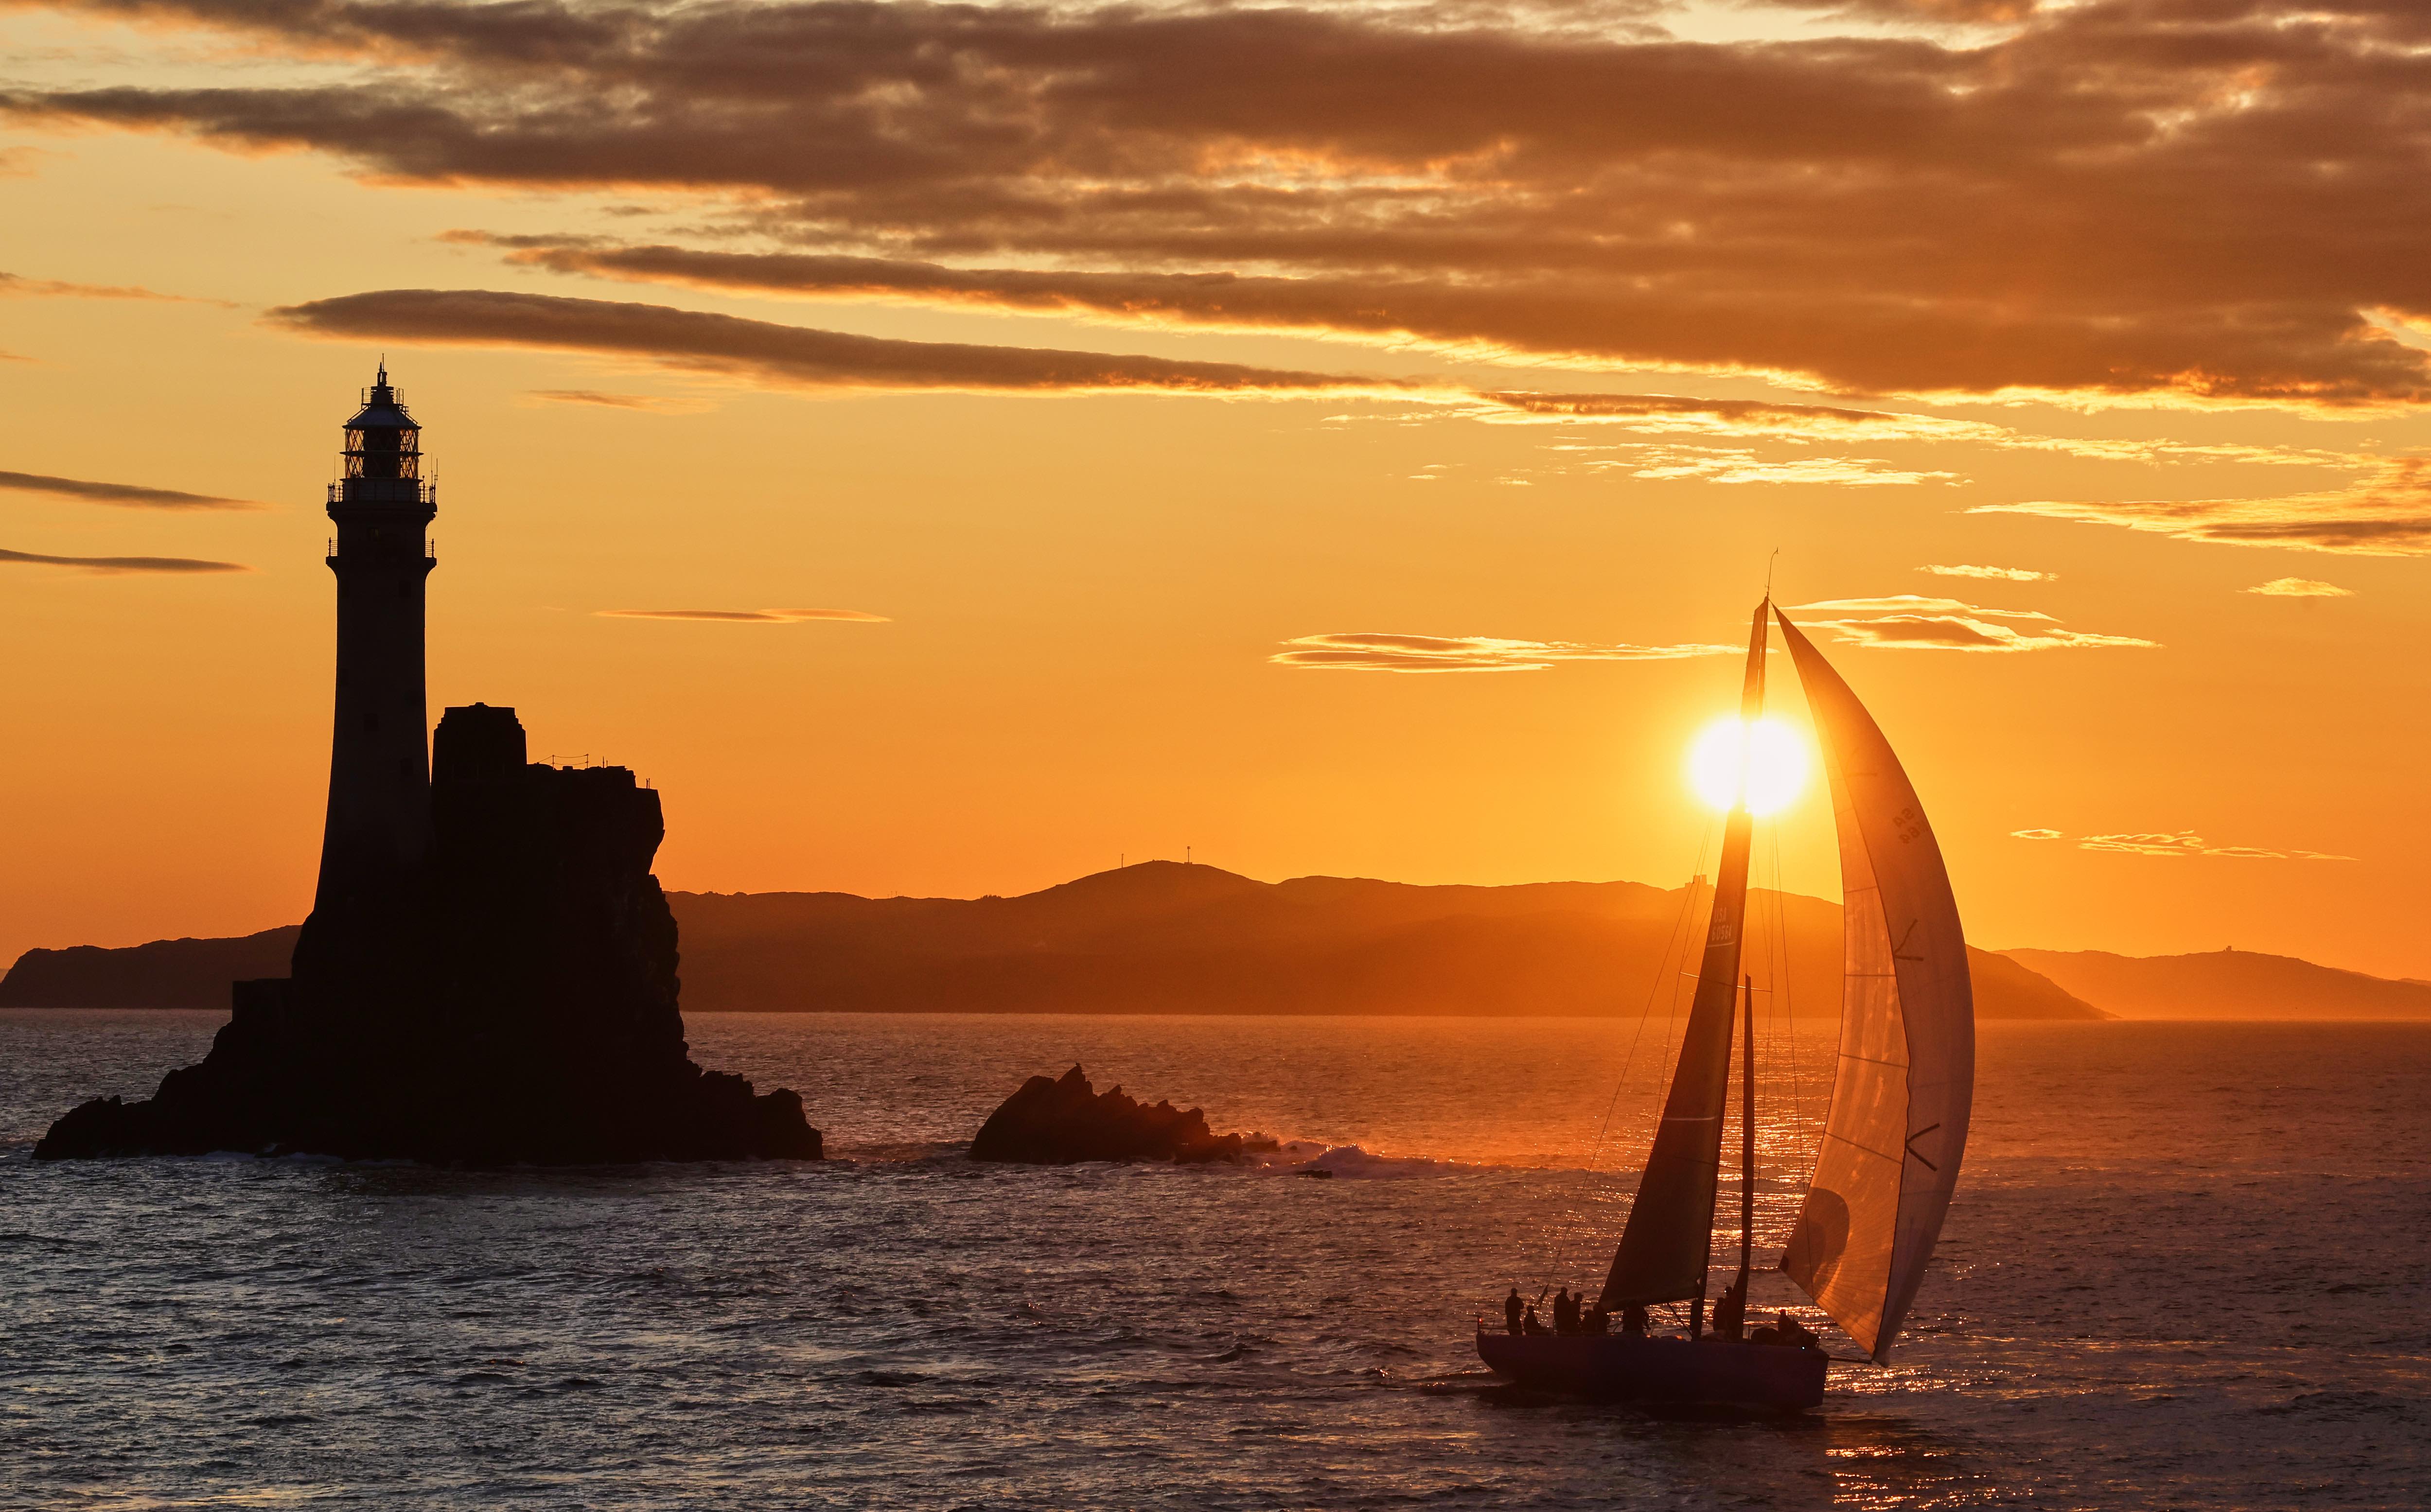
[{"x1": 8, "y1": 861, "x2": 2106, "y2": 1019}]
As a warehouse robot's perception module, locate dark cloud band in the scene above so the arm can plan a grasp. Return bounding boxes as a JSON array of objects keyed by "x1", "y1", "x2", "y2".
[
  {"x1": 0, "y1": 546, "x2": 248, "y2": 573},
  {"x1": 0, "y1": 470, "x2": 254, "y2": 510},
  {"x1": 14, "y1": 0, "x2": 2431, "y2": 400}
]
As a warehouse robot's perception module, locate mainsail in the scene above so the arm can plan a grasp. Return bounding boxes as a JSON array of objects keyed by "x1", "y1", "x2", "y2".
[
  {"x1": 1600, "y1": 603, "x2": 1769, "y2": 1309},
  {"x1": 1775, "y1": 607, "x2": 1976, "y2": 1362}
]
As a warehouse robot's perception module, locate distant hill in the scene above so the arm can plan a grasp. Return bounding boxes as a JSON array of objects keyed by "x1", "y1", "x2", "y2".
[
  {"x1": 0, "y1": 926, "x2": 302, "y2": 1009},
  {"x1": 0, "y1": 864, "x2": 2100, "y2": 1019},
  {"x1": 667, "y1": 862, "x2": 2099, "y2": 1018},
  {"x1": 2000, "y1": 947, "x2": 2431, "y2": 1020}
]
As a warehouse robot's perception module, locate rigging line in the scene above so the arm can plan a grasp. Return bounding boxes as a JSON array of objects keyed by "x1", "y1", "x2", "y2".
[
  {"x1": 1764, "y1": 817, "x2": 1820, "y2": 1210},
  {"x1": 1528, "y1": 835, "x2": 1710, "y2": 1292},
  {"x1": 1525, "y1": 828, "x2": 1713, "y2": 1295}
]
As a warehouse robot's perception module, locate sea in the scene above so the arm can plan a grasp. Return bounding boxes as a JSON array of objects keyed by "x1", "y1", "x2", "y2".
[{"x1": 1, "y1": 1011, "x2": 2424, "y2": 1511}]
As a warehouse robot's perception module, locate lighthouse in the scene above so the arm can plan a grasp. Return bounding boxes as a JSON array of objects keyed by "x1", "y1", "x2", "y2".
[{"x1": 313, "y1": 363, "x2": 437, "y2": 914}]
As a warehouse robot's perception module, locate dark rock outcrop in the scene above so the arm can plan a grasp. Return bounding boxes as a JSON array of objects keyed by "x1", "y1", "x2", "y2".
[
  {"x1": 35, "y1": 704, "x2": 821, "y2": 1164},
  {"x1": 969, "y1": 1065, "x2": 1249, "y2": 1164}
]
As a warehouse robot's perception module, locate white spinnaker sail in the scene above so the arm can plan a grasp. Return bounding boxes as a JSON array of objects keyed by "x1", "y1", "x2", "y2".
[{"x1": 1775, "y1": 608, "x2": 1975, "y2": 1363}]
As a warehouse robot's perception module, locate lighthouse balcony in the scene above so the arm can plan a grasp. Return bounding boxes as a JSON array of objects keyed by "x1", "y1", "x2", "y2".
[{"x1": 329, "y1": 478, "x2": 437, "y2": 508}]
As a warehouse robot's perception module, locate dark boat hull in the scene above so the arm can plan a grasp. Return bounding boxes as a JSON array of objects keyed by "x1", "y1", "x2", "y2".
[{"x1": 1475, "y1": 1331, "x2": 1828, "y2": 1410}]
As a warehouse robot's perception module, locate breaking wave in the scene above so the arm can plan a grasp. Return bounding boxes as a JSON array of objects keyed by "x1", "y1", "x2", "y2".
[{"x1": 1235, "y1": 1136, "x2": 1481, "y2": 1179}]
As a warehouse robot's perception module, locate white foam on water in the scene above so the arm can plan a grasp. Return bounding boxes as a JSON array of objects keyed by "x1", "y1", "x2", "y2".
[{"x1": 1235, "y1": 1135, "x2": 1481, "y2": 1179}]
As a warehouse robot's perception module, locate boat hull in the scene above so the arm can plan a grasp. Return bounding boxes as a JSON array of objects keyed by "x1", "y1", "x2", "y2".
[{"x1": 1475, "y1": 1332, "x2": 1828, "y2": 1411}]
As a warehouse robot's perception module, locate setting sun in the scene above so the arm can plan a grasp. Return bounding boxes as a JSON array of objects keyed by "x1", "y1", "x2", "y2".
[{"x1": 1687, "y1": 716, "x2": 1810, "y2": 816}]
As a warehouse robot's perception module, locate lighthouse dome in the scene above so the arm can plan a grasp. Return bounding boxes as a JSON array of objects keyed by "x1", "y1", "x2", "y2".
[{"x1": 343, "y1": 362, "x2": 421, "y2": 480}]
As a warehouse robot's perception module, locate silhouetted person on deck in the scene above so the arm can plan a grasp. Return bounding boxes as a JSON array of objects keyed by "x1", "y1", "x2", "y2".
[
  {"x1": 1505, "y1": 1288, "x2": 1524, "y2": 1335},
  {"x1": 1711, "y1": 1277, "x2": 1747, "y2": 1341},
  {"x1": 1523, "y1": 1304, "x2": 1547, "y2": 1336},
  {"x1": 1586, "y1": 1303, "x2": 1609, "y2": 1336},
  {"x1": 1621, "y1": 1303, "x2": 1647, "y2": 1337},
  {"x1": 1773, "y1": 1310, "x2": 1818, "y2": 1350},
  {"x1": 1553, "y1": 1288, "x2": 1575, "y2": 1335}
]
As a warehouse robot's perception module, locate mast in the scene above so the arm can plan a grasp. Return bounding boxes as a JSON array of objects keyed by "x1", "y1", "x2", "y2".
[
  {"x1": 1599, "y1": 599, "x2": 1769, "y2": 1324},
  {"x1": 1736, "y1": 972, "x2": 1755, "y2": 1306}
]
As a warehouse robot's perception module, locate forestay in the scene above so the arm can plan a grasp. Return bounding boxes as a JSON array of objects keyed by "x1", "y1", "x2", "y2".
[{"x1": 1774, "y1": 608, "x2": 1975, "y2": 1363}]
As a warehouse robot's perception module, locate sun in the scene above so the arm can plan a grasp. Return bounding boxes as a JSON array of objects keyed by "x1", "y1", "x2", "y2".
[{"x1": 1687, "y1": 716, "x2": 1810, "y2": 816}]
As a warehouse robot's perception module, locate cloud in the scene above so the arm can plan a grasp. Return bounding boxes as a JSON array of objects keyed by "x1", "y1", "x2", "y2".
[
  {"x1": 1975, "y1": 459, "x2": 2431, "y2": 557},
  {"x1": 596, "y1": 607, "x2": 888, "y2": 622},
  {"x1": 272, "y1": 286, "x2": 2237, "y2": 460},
  {"x1": 0, "y1": 469, "x2": 254, "y2": 510},
  {"x1": 1272, "y1": 632, "x2": 1736, "y2": 672},
  {"x1": 2243, "y1": 578, "x2": 2355, "y2": 598},
  {"x1": 0, "y1": 271, "x2": 228, "y2": 305},
  {"x1": 0, "y1": 546, "x2": 247, "y2": 574},
  {"x1": 525, "y1": 389, "x2": 712, "y2": 412},
  {"x1": 2077, "y1": 831, "x2": 2211, "y2": 857},
  {"x1": 2016, "y1": 827, "x2": 2353, "y2": 860},
  {"x1": 269, "y1": 289, "x2": 1416, "y2": 399},
  {"x1": 1923, "y1": 563, "x2": 2053, "y2": 582},
  {"x1": 1595, "y1": 448, "x2": 1958, "y2": 486},
  {"x1": 20, "y1": 0, "x2": 2431, "y2": 401},
  {"x1": 1784, "y1": 595, "x2": 2152, "y2": 652}
]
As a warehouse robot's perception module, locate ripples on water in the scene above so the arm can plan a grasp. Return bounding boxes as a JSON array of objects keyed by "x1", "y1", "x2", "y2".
[{"x1": 1, "y1": 1011, "x2": 2424, "y2": 1509}]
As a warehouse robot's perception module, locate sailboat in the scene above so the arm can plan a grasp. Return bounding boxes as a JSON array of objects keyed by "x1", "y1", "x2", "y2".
[{"x1": 1475, "y1": 598, "x2": 1975, "y2": 1410}]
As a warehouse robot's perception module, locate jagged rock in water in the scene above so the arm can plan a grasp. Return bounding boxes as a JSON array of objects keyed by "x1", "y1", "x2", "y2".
[
  {"x1": 969, "y1": 1065, "x2": 1248, "y2": 1164},
  {"x1": 35, "y1": 705, "x2": 821, "y2": 1165}
]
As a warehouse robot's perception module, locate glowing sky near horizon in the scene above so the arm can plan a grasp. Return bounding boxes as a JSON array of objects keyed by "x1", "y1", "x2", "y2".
[{"x1": 3, "y1": 0, "x2": 2427, "y2": 976}]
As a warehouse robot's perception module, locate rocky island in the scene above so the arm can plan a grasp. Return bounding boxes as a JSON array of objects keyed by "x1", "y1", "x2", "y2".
[
  {"x1": 35, "y1": 369, "x2": 817, "y2": 1164},
  {"x1": 970, "y1": 1065, "x2": 1254, "y2": 1163},
  {"x1": 38, "y1": 706, "x2": 821, "y2": 1163}
]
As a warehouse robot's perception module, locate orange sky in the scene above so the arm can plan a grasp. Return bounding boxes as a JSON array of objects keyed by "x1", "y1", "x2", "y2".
[{"x1": 4, "y1": 0, "x2": 2428, "y2": 978}]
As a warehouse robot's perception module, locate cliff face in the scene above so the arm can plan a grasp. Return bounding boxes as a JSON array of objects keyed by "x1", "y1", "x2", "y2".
[{"x1": 35, "y1": 705, "x2": 821, "y2": 1164}]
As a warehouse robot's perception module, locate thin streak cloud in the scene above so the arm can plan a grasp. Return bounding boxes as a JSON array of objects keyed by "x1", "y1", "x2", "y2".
[
  {"x1": 269, "y1": 290, "x2": 1415, "y2": 399},
  {"x1": 597, "y1": 607, "x2": 889, "y2": 623},
  {"x1": 0, "y1": 546, "x2": 248, "y2": 574},
  {"x1": 1974, "y1": 459, "x2": 2431, "y2": 557},
  {"x1": 0, "y1": 470, "x2": 255, "y2": 510},
  {"x1": 1272, "y1": 632, "x2": 1735, "y2": 672},
  {"x1": 1786, "y1": 596, "x2": 2153, "y2": 652},
  {"x1": 1923, "y1": 563, "x2": 2053, "y2": 582},
  {"x1": 2017, "y1": 827, "x2": 2355, "y2": 861},
  {"x1": 2243, "y1": 578, "x2": 2355, "y2": 598},
  {"x1": 0, "y1": 270, "x2": 226, "y2": 305}
]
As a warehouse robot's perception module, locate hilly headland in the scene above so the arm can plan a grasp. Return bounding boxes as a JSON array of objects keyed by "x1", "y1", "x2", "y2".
[{"x1": 7, "y1": 860, "x2": 2107, "y2": 1019}]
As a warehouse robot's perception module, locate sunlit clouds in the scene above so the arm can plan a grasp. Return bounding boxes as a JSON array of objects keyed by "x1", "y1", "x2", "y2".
[
  {"x1": 12, "y1": 2, "x2": 2431, "y2": 400},
  {"x1": 1271, "y1": 633, "x2": 1736, "y2": 672},
  {"x1": 597, "y1": 608, "x2": 889, "y2": 623},
  {"x1": 1975, "y1": 459, "x2": 2431, "y2": 557},
  {"x1": 0, "y1": 470, "x2": 253, "y2": 510},
  {"x1": 1786, "y1": 597, "x2": 2155, "y2": 653},
  {"x1": 2014, "y1": 828, "x2": 2354, "y2": 861},
  {"x1": 1922, "y1": 564, "x2": 2054, "y2": 583},
  {"x1": 2243, "y1": 578, "x2": 2355, "y2": 598}
]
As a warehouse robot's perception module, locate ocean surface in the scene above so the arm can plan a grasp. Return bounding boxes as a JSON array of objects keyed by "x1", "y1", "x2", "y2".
[{"x1": 2, "y1": 1011, "x2": 2424, "y2": 1511}]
